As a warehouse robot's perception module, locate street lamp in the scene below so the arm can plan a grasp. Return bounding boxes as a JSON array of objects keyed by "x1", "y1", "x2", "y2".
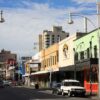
[
  {"x1": 0, "y1": 10, "x2": 5, "y2": 23},
  {"x1": 68, "y1": 12, "x2": 96, "y2": 33}
]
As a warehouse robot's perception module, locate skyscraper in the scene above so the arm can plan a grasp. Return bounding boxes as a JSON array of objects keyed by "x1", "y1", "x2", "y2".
[{"x1": 39, "y1": 26, "x2": 69, "y2": 51}]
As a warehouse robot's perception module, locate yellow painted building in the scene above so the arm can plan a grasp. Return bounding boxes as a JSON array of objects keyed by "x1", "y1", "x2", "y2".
[
  {"x1": 33, "y1": 43, "x2": 59, "y2": 88},
  {"x1": 41, "y1": 43, "x2": 59, "y2": 72}
]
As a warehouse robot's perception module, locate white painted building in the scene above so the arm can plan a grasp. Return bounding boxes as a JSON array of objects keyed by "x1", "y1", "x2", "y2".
[{"x1": 59, "y1": 32, "x2": 85, "y2": 71}]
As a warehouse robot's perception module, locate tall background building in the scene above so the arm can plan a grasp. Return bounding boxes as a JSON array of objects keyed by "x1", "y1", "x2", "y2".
[
  {"x1": 39, "y1": 26, "x2": 69, "y2": 51},
  {"x1": 0, "y1": 49, "x2": 17, "y2": 80}
]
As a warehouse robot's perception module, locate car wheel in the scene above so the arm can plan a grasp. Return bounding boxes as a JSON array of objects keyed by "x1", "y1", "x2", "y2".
[
  {"x1": 56, "y1": 90, "x2": 59, "y2": 95},
  {"x1": 68, "y1": 91, "x2": 71, "y2": 97},
  {"x1": 62, "y1": 90, "x2": 65, "y2": 96},
  {"x1": 81, "y1": 93, "x2": 85, "y2": 97}
]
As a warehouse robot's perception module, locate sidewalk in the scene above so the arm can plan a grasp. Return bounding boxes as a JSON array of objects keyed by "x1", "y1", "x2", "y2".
[
  {"x1": 84, "y1": 93, "x2": 100, "y2": 100},
  {"x1": 89, "y1": 96, "x2": 99, "y2": 100},
  {"x1": 90, "y1": 95, "x2": 100, "y2": 100},
  {"x1": 18, "y1": 85, "x2": 52, "y2": 90}
]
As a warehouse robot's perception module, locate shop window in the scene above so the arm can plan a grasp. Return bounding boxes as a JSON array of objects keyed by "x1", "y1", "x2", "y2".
[
  {"x1": 49, "y1": 58, "x2": 50, "y2": 66},
  {"x1": 91, "y1": 67, "x2": 98, "y2": 83},
  {"x1": 86, "y1": 69, "x2": 90, "y2": 82},
  {"x1": 87, "y1": 48, "x2": 90, "y2": 58},
  {"x1": 51, "y1": 56, "x2": 52, "y2": 66},
  {"x1": 54, "y1": 56, "x2": 55, "y2": 65},
  {"x1": 47, "y1": 59, "x2": 48, "y2": 67},
  {"x1": 45, "y1": 60, "x2": 46, "y2": 67},
  {"x1": 55, "y1": 56, "x2": 56, "y2": 65},
  {"x1": 45, "y1": 65, "x2": 46, "y2": 68},
  {"x1": 53, "y1": 56, "x2": 54, "y2": 65},
  {"x1": 80, "y1": 51, "x2": 84, "y2": 60},
  {"x1": 85, "y1": 67, "x2": 98, "y2": 83},
  {"x1": 75, "y1": 52, "x2": 78, "y2": 61},
  {"x1": 94, "y1": 45, "x2": 97, "y2": 58},
  {"x1": 42, "y1": 60, "x2": 44, "y2": 67}
]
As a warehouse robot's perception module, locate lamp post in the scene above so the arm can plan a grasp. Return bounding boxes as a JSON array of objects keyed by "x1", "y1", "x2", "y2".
[{"x1": 68, "y1": 12, "x2": 96, "y2": 33}]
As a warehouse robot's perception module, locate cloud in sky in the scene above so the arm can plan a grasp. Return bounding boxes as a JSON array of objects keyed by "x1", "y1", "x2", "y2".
[
  {"x1": 0, "y1": 0, "x2": 97, "y2": 57},
  {"x1": 73, "y1": 0, "x2": 95, "y2": 4}
]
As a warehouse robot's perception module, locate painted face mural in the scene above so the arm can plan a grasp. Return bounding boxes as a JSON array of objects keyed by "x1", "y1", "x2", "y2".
[{"x1": 63, "y1": 44, "x2": 68, "y2": 58}]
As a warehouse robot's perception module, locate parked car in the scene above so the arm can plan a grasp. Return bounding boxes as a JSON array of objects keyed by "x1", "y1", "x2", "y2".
[
  {"x1": 3, "y1": 80, "x2": 11, "y2": 87},
  {"x1": 0, "y1": 80, "x2": 4, "y2": 88},
  {"x1": 61, "y1": 79, "x2": 86, "y2": 97},
  {"x1": 52, "y1": 83, "x2": 62, "y2": 95}
]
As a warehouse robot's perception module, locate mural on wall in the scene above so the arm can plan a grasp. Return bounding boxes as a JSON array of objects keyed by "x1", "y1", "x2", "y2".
[{"x1": 63, "y1": 44, "x2": 69, "y2": 58}]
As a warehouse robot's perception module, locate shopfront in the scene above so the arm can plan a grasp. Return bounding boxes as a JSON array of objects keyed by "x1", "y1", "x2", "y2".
[
  {"x1": 75, "y1": 58, "x2": 98, "y2": 93},
  {"x1": 30, "y1": 70, "x2": 60, "y2": 88},
  {"x1": 73, "y1": 29, "x2": 99, "y2": 94}
]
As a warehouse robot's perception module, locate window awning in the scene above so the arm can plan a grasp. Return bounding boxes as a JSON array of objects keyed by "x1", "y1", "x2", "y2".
[
  {"x1": 59, "y1": 65, "x2": 75, "y2": 71},
  {"x1": 31, "y1": 70, "x2": 49, "y2": 75},
  {"x1": 22, "y1": 73, "x2": 30, "y2": 77},
  {"x1": 59, "y1": 58, "x2": 98, "y2": 72}
]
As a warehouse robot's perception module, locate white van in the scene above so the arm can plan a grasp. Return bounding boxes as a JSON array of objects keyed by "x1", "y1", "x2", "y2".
[{"x1": 60, "y1": 79, "x2": 86, "y2": 96}]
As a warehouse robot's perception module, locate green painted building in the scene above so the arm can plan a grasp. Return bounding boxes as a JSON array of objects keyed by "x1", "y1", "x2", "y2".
[{"x1": 74, "y1": 29, "x2": 100, "y2": 94}]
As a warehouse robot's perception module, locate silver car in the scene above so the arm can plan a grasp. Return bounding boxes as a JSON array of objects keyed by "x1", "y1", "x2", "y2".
[
  {"x1": 52, "y1": 83, "x2": 62, "y2": 95},
  {"x1": 3, "y1": 80, "x2": 11, "y2": 87}
]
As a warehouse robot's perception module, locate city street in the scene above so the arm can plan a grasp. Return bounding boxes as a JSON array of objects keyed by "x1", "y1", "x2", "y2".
[
  {"x1": 0, "y1": 86, "x2": 97, "y2": 100},
  {"x1": 0, "y1": 1, "x2": 100, "y2": 100}
]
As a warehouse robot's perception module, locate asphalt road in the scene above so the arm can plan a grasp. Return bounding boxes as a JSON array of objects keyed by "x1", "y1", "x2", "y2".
[{"x1": 0, "y1": 87, "x2": 97, "y2": 100}]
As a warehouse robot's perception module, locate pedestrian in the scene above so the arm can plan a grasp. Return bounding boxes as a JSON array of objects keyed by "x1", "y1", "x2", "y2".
[{"x1": 35, "y1": 82, "x2": 39, "y2": 89}]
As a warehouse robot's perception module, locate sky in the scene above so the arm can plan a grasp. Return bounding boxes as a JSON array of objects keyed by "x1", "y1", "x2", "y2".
[{"x1": 0, "y1": 0, "x2": 98, "y2": 57}]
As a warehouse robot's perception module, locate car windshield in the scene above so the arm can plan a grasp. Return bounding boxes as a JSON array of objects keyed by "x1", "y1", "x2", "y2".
[
  {"x1": 64, "y1": 82, "x2": 80, "y2": 86},
  {"x1": 56, "y1": 84, "x2": 61, "y2": 87}
]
